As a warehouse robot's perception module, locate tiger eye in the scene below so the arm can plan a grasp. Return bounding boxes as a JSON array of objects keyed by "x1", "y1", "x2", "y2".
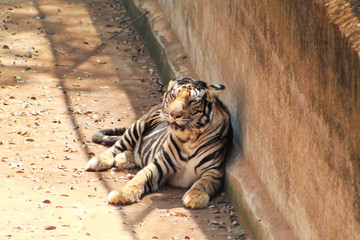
[
  {"x1": 170, "y1": 92, "x2": 176, "y2": 99},
  {"x1": 190, "y1": 99, "x2": 199, "y2": 105}
]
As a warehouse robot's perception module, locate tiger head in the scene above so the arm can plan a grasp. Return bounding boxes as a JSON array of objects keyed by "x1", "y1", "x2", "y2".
[{"x1": 161, "y1": 77, "x2": 225, "y2": 131}]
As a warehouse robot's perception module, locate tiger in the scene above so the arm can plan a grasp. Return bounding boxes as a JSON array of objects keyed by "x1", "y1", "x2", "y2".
[{"x1": 86, "y1": 77, "x2": 232, "y2": 209}]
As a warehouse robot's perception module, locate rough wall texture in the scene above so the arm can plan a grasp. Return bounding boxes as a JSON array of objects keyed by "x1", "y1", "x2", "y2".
[{"x1": 155, "y1": 0, "x2": 360, "y2": 239}]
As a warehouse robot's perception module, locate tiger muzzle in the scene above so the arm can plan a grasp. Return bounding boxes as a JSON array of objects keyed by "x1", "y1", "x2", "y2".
[{"x1": 168, "y1": 101, "x2": 185, "y2": 120}]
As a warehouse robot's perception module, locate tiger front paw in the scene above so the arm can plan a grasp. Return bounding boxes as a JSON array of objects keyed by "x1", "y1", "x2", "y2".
[
  {"x1": 182, "y1": 189, "x2": 210, "y2": 209},
  {"x1": 86, "y1": 150, "x2": 114, "y2": 171},
  {"x1": 108, "y1": 187, "x2": 141, "y2": 205}
]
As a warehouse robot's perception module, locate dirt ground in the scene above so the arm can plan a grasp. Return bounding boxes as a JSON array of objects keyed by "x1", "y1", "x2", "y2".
[{"x1": 0, "y1": 0, "x2": 249, "y2": 239}]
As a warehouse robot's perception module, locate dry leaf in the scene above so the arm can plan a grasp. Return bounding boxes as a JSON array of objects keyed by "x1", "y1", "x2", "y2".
[
  {"x1": 45, "y1": 226, "x2": 56, "y2": 230},
  {"x1": 174, "y1": 213, "x2": 187, "y2": 217}
]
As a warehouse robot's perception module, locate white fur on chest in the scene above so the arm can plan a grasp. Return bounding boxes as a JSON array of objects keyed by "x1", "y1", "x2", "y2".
[
  {"x1": 167, "y1": 159, "x2": 200, "y2": 187},
  {"x1": 167, "y1": 141, "x2": 200, "y2": 188}
]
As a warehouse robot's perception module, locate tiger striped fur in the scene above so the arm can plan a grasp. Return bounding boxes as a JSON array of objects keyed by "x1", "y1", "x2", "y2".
[{"x1": 86, "y1": 77, "x2": 232, "y2": 209}]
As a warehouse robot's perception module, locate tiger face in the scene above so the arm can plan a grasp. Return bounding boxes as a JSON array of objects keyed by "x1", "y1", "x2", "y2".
[{"x1": 161, "y1": 78, "x2": 225, "y2": 131}]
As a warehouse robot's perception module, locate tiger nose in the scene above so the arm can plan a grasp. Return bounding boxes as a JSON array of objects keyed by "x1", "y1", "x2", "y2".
[{"x1": 170, "y1": 111, "x2": 182, "y2": 119}]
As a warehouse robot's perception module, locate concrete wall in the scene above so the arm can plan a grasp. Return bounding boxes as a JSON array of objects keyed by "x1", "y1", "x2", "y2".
[{"x1": 153, "y1": 0, "x2": 360, "y2": 239}]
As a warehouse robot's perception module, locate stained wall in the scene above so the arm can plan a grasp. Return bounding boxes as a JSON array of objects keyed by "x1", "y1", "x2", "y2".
[{"x1": 155, "y1": 0, "x2": 360, "y2": 239}]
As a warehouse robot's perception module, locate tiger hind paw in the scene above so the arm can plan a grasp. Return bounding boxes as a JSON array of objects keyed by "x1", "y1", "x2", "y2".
[
  {"x1": 182, "y1": 189, "x2": 210, "y2": 209},
  {"x1": 114, "y1": 151, "x2": 135, "y2": 169}
]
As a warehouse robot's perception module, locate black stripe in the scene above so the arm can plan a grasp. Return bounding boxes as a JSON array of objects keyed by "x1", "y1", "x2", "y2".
[
  {"x1": 147, "y1": 115, "x2": 161, "y2": 129},
  {"x1": 142, "y1": 149, "x2": 152, "y2": 166},
  {"x1": 123, "y1": 133, "x2": 135, "y2": 148},
  {"x1": 195, "y1": 151, "x2": 217, "y2": 170},
  {"x1": 163, "y1": 151, "x2": 177, "y2": 172},
  {"x1": 115, "y1": 144, "x2": 123, "y2": 152},
  {"x1": 157, "y1": 131, "x2": 169, "y2": 148},
  {"x1": 170, "y1": 135, "x2": 187, "y2": 161},
  {"x1": 201, "y1": 162, "x2": 224, "y2": 174},
  {"x1": 162, "y1": 158, "x2": 170, "y2": 173},
  {"x1": 130, "y1": 127, "x2": 138, "y2": 146},
  {"x1": 145, "y1": 169, "x2": 154, "y2": 191},
  {"x1": 167, "y1": 140, "x2": 180, "y2": 169},
  {"x1": 154, "y1": 161, "x2": 163, "y2": 187},
  {"x1": 188, "y1": 136, "x2": 219, "y2": 160},
  {"x1": 207, "y1": 101, "x2": 213, "y2": 115},
  {"x1": 139, "y1": 138, "x2": 153, "y2": 157},
  {"x1": 141, "y1": 129, "x2": 167, "y2": 165},
  {"x1": 132, "y1": 124, "x2": 139, "y2": 140},
  {"x1": 145, "y1": 181, "x2": 152, "y2": 192},
  {"x1": 118, "y1": 140, "x2": 127, "y2": 151}
]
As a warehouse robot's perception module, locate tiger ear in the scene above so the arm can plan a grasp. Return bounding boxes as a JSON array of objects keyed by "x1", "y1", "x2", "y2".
[
  {"x1": 167, "y1": 78, "x2": 181, "y2": 90},
  {"x1": 208, "y1": 84, "x2": 225, "y2": 97}
]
